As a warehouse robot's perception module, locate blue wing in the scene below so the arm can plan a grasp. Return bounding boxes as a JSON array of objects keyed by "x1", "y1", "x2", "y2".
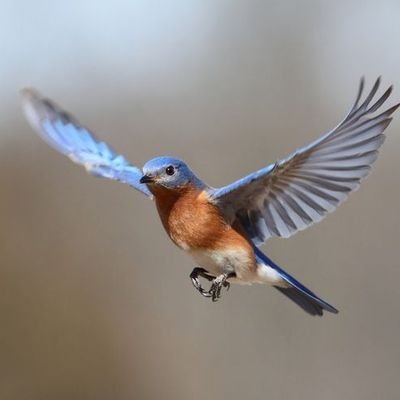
[
  {"x1": 210, "y1": 78, "x2": 398, "y2": 245},
  {"x1": 21, "y1": 88, "x2": 152, "y2": 198}
]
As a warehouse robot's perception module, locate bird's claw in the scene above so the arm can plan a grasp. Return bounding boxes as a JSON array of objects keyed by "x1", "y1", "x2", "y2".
[
  {"x1": 190, "y1": 268, "x2": 234, "y2": 302},
  {"x1": 190, "y1": 267, "x2": 214, "y2": 298},
  {"x1": 209, "y1": 274, "x2": 230, "y2": 302}
]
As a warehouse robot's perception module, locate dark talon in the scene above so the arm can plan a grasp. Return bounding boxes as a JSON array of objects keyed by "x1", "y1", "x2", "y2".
[
  {"x1": 209, "y1": 272, "x2": 236, "y2": 302},
  {"x1": 190, "y1": 267, "x2": 215, "y2": 297},
  {"x1": 190, "y1": 269, "x2": 235, "y2": 301}
]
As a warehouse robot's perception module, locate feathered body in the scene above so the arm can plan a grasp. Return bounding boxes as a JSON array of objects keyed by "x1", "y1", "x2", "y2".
[
  {"x1": 150, "y1": 184, "x2": 260, "y2": 282},
  {"x1": 21, "y1": 77, "x2": 399, "y2": 316}
]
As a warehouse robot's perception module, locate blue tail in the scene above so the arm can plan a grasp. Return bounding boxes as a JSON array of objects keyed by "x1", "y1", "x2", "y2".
[{"x1": 254, "y1": 247, "x2": 338, "y2": 316}]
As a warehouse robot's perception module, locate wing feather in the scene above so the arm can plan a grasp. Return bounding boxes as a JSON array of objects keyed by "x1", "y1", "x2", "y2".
[
  {"x1": 210, "y1": 78, "x2": 398, "y2": 244},
  {"x1": 21, "y1": 89, "x2": 151, "y2": 198}
]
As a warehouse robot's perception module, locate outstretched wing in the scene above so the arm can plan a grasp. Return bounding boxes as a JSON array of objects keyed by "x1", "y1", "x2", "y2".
[
  {"x1": 21, "y1": 88, "x2": 152, "y2": 198},
  {"x1": 210, "y1": 78, "x2": 398, "y2": 245}
]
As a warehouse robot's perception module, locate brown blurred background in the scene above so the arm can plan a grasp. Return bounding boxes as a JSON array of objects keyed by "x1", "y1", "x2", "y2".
[{"x1": 1, "y1": 1, "x2": 400, "y2": 399}]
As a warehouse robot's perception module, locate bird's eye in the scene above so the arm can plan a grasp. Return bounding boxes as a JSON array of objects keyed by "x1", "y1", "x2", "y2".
[{"x1": 165, "y1": 165, "x2": 175, "y2": 176}]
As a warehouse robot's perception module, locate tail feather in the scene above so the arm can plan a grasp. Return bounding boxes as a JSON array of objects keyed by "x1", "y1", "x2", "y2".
[
  {"x1": 274, "y1": 286, "x2": 326, "y2": 316},
  {"x1": 254, "y1": 247, "x2": 338, "y2": 316}
]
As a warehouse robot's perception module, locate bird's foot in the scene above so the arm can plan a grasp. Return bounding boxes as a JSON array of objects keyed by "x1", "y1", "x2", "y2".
[
  {"x1": 190, "y1": 268, "x2": 235, "y2": 302},
  {"x1": 190, "y1": 268, "x2": 215, "y2": 298}
]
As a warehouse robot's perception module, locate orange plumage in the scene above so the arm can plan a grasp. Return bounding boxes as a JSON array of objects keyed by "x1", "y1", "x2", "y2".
[{"x1": 151, "y1": 185, "x2": 255, "y2": 256}]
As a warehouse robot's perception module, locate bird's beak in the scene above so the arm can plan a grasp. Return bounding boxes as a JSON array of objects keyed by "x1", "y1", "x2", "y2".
[{"x1": 140, "y1": 174, "x2": 155, "y2": 184}]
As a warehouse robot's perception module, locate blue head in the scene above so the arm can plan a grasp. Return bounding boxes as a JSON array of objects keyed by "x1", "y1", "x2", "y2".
[{"x1": 140, "y1": 157, "x2": 204, "y2": 191}]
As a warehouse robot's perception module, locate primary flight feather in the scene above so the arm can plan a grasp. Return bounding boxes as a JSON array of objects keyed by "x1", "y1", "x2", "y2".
[{"x1": 210, "y1": 77, "x2": 398, "y2": 244}]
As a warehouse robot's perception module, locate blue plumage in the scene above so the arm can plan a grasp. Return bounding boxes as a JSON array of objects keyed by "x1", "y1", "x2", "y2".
[
  {"x1": 142, "y1": 156, "x2": 205, "y2": 190},
  {"x1": 211, "y1": 78, "x2": 398, "y2": 245},
  {"x1": 254, "y1": 247, "x2": 338, "y2": 316},
  {"x1": 21, "y1": 89, "x2": 151, "y2": 197}
]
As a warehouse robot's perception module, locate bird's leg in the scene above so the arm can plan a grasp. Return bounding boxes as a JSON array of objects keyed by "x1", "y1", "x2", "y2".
[
  {"x1": 190, "y1": 268, "x2": 236, "y2": 301},
  {"x1": 190, "y1": 267, "x2": 215, "y2": 297},
  {"x1": 209, "y1": 272, "x2": 236, "y2": 302}
]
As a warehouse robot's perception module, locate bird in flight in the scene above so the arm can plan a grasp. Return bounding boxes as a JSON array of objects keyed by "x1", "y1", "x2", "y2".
[{"x1": 21, "y1": 78, "x2": 398, "y2": 316}]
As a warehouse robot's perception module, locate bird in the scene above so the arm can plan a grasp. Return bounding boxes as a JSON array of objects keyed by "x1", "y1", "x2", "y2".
[{"x1": 21, "y1": 77, "x2": 398, "y2": 316}]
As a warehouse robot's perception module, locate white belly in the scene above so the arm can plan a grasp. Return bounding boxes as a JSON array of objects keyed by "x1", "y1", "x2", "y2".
[
  {"x1": 188, "y1": 247, "x2": 286, "y2": 286},
  {"x1": 189, "y1": 247, "x2": 256, "y2": 282}
]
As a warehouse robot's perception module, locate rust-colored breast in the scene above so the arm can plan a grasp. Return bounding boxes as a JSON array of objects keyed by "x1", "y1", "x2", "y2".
[{"x1": 152, "y1": 185, "x2": 252, "y2": 253}]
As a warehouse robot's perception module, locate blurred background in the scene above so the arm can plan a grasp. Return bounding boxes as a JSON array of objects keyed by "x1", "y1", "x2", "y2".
[{"x1": 1, "y1": 1, "x2": 400, "y2": 399}]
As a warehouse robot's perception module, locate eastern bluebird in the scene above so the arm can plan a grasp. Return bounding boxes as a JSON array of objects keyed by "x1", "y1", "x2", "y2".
[{"x1": 21, "y1": 78, "x2": 398, "y2": 316}]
